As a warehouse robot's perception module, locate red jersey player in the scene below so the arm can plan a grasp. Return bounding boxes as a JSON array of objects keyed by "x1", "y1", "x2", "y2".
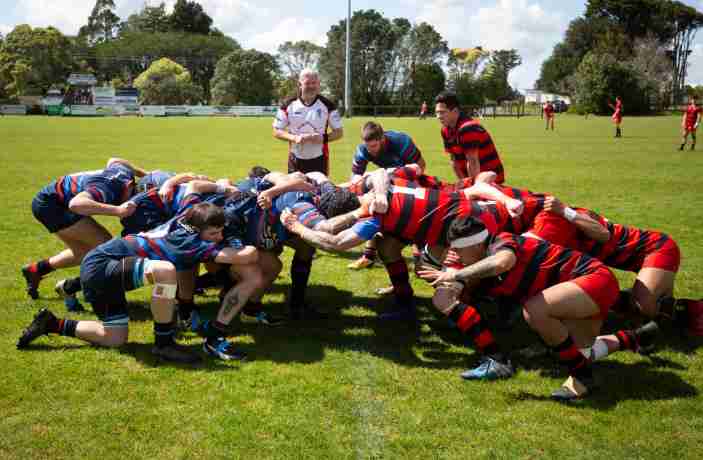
[
  {"x1": 435, "y1": 92, "x2": 505, "y2": 184},
  {"x1": 418, "y1": 217, "x2": 657, "y2": 401},
  {"x1": 680, "y1": 96, "x2": 701, "y2": 151},
  {"x1": 543, "y1": 101, "x2": 555, "y2": 131},
  {"x1": 609, "y1": 96, "x2": 623, "y2": 138}
]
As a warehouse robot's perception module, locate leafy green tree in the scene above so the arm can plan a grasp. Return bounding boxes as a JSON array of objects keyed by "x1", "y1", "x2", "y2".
[
  {"x1": 170, "y1": 0, "x2": 213, "y2": 35},
  {"x1": 79, "y1": 0, "x2": 121, "y2": 43},
  {"x1": 121, "y1": 2, "x2": 171, "y2": 34},
  {"x1": 393, "y1": 22, "x2": 448, "y2": 104},
  {"x1": 277, "y1": 41, "x2": 323, "y2": 78},
  {"x1": 481, "y1": 49, "x2": 522, "y2": 102},
  {"x1": 211, "y1": 49, "x2": 279, "y2": 105},
  {"x1": 0, "y1": 25, "x2": 74, "y2": 97},
  {"x1": 133, "y1": 57, "x2": 202, "y2": 104},
  {"x1": 320, "y1": 9, "x2": 408, "y2": 106},
  {"x1": 94, "y1": 31, "x2": 239, "y2": 101},
  {"x1": 572, "y1": 52, "x2": 649, "y2": 114}
]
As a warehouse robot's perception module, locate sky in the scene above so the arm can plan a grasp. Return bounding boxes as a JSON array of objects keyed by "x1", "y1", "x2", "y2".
[{"x1": 2, "y1": 0, "x2": 702, "y2": 90}]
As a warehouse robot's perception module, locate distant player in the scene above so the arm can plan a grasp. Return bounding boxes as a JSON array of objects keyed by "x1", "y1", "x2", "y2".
[
  {"x1": 419, "y1": 101, "x2": 428, "y2": 120},
  {"x1": 609, "y1": 96, "x2": 623, "y2": 138},
  {"x1": 680, "y1": 96, "x2": 701, "y2": 151},
  {"x1": 435, "y1": 92, "x2": 505, "y2": 184},
  {"x1": 273, "y1": 68, "x2": 344, "y2": 175},
  {"x1": 543, "y1": 101, "x2": 555, "y2": 131},
  {"x1": 348, "y1": 122, "x2": 426, "y2": 270}
]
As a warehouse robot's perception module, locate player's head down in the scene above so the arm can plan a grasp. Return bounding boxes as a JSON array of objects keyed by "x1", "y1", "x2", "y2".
[
  {"x1": 183, "y1": 202, "x2": 226, "y2": 242},
  {"x1": 447, "y1": 216, "x2": 489, "y2": 264},
  {"x1": 318, "y1": 187, "x2": 360, "y2": 218}
]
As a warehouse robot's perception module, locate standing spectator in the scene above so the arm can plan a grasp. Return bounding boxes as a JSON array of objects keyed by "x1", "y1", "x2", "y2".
[
  {"x1": 435, "y1": 92, "x2": 505, "y2": 184},
  {"x1": 419, "y1": 101, "x2": 428, "y2": 119},
  {"x1": 273, "y1": 69, "x2": 344, "y2": 175}
]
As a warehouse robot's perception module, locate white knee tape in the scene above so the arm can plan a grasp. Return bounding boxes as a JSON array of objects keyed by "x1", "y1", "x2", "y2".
[{"x1": 152, "y1": 283, "x2": 177, "y2": 299}]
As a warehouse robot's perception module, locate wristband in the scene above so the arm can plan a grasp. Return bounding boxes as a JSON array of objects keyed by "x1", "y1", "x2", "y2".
[
  {"x1": 563, "y1": 207, "x2": 578, "y2": 222},
  {"x1": 216, "y1": 183, "x2": 226, "y2": 194}
]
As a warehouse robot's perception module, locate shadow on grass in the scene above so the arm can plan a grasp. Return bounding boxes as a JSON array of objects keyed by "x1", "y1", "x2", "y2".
[
  {"x1": 508, "y1": 360, "x2": 698, "y2": 409},
  {"x1": 117, "y1": 342, "x2": 244, "y2": 371},
  {"x1": 183, "y1": 283, "x2": 472, "y2": 371}
]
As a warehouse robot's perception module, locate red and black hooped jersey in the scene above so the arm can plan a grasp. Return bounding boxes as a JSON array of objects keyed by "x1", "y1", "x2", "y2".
[
  {"x1": 492, "y1": 184, "x2": 547, "y2": 234},
  {"x1": 441, "y1": 113, "x2": 505, "y2": 183},
  {"x1": 573, "y1": 209, "x2": 673, "y2": 272},
  {"x1": 377, "y1": 184, "x2": 509, "y2": 245},
  {"x1": 480, "y1": 232, "x2": 606, "y2": 302}
]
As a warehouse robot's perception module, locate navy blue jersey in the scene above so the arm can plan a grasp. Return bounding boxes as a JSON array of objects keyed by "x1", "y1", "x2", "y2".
[
  {"x1": 223, "y1": 190, "x2": 326, "y2": 250},
  {"x1": 41, "y1": 164, "x2": 135, "y2": 206},
  {"x1": 351, "y1": 131, "x2": 422, "y2": 176},
  {"x1": 234, "y1": 176, "x2": 274, "y2": 194},
  {"x1": 108, "y1": 216, "x2": 223, "y2": 270},
  {"x1": 120, "y1": 185, "x2": 208, "y2": 236},
  {"x1": 136, "y1": 170, "x2": 176, "y2": 193}
]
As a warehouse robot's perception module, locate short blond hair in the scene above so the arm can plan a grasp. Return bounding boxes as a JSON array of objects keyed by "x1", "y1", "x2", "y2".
[{"x1": 299, "y1": 68, "x2": 319, "y2": 82}]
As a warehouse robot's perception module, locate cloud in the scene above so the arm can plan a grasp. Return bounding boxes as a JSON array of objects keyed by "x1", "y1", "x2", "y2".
[
  {"x1": 246, "y1": 17, "x2": 329, "y2": 53},
  {"x1": 688, "y1": 43, "x2": 703, "y2": 86},
  {"x1": 13, "y1": 0, "x2": 96, "y2": 35},
  {"x1": 416, "y1": 0, "x2": 566, "y2": 89}
]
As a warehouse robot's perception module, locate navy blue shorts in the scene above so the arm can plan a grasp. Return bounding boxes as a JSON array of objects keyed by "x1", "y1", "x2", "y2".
[
  {"x1": 288, "y1": 152, "x2": 329, "y2": 176},
  {"x1": 32, "y1": 191, "x2": 83, "y2": 233},
  {"x1": 80, "y1": 251, "x2": 145, "y2": 323}
]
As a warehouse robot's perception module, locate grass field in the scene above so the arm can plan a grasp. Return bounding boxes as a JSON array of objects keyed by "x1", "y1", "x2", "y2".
[{"x1": 1, "y1": 114, "x2": 703, "y2": 459}]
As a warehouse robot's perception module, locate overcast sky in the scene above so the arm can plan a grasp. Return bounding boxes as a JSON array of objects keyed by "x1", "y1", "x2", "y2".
[{"x1": 2, "y1": 0, "x2": 702, "y2": 90}]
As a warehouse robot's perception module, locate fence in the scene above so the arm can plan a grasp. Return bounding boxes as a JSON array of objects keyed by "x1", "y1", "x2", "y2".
[{"x1": 350, "y1": 102, "x2": 528, "y2": 118}]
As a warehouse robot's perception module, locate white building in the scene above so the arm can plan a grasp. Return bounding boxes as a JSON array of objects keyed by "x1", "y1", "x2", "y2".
[{"x1": 523, "y1": 89, "x2": 571, "y2": 105}]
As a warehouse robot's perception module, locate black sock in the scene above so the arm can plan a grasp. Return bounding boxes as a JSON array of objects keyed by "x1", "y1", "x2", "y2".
[
  {"x1": 290, "y1": 256, "x2": 312, "y2": 308},
  {"x1": 29, "y1": 259, "x2": 54, "y2": 277},
  {"x1": 385, "y1": 260, "x2": 415, "y2": 311},
  {"x1": 201, "y1": 319, "x2": 228, "y2": 339},
  {"x1": 177, "y1": 299, "x2": 196, "y2": 319},
  {"x1": 63, "y1": 277, "x2": 82, "y2": 295},
  {"x1": 551, "y1": 336, "x2": 592, "y2": 381},
  {"x1": 449, "y1": 303, "x2": 501, "y2": 358},
  {"x1": 242, "y1": 301, "x2": 263, "y2": 316},
  {"x1": 154, "y1": 322, "x2": 176, "y2": 347}
]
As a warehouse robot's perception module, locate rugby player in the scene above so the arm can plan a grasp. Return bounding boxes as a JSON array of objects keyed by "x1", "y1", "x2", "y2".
[
  {"x1": 17, "y1": 203, "x2": 260, "y2": 363},
  {"x1": 22, "y1": 158, "x2": 145, "y2": 304},
  {"x1": 680, "y1": 96, "x2": 701, "y2": 151},
  {"x1": 521, "y1": 196, "x2": 703, "y2": 337},
  {"x1": 609, "y1": 96, "x2": 623, "y2": 138},
  {"x1": 543, "y1": 101, "x2": 555, "y2": 131},
  {"x1": 348, "y1": 121, "x2": 426, "y2": 270},
  {"x1": 435, "y1": 92, "x2": 505, "y2": 184},
  {"x1": 418, "y1": 217, "x2": 657, "y2": 401}
]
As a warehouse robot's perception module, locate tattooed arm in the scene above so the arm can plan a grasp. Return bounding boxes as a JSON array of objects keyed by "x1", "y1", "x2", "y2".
[
  {"x1": 314, "y1": 209, "x2": 362, "y2": 234},
  {"x1": 453, "y1": 250, "x2": 516, "y2": 283},
  {"x1": 283, "y1": 210, "x2": 367, "y2": 252}
]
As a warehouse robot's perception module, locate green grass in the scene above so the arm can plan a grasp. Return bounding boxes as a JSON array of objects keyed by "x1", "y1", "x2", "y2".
[{"x1": 1, "y1": 114, "x2": 703, "y2": 459}]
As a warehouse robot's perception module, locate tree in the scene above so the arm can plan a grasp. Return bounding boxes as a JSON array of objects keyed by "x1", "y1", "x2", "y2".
[
  {"x1": 94, "y1": 31, "x2": 239, "y2": 101},
  {"x1": 79, "y1": 0, "x2": 121, "y2": 43},
  {"x1": 628, "y1": 35, "x2": 672, "y2": 110},
  {"x1": 481, "y1": 49, "x2": 522, "y2": 102},
  {"x1": 393, "y1": 22, "x2": 448, "y2": 104},
  {"x1": 572, "y1": 52, "x2": 649, "y2": 114},
  {"x1": 121, "y1": 2, "x2": 170, "y2": 34},
  {"x1": 170, "y1": 0, "x2": 213, "y2": 35},
  {"x1": 320, "y1": 10, "x2": 411, "y2": 106},
  {"x1": 211, "y1": 49, "x2": 279, "y2": 105},
  {"x1": 407, "y1": 63, "x2": 445, "y2": 106},
  {"x1": 666, "y1": 2, "x2": 703, "y2": 103},
  {"x1": 0, "y1": 25, "x2": 74, "y2": 97},
  {"x1": 277, "y1": 41, "x2": 323, "y2": 78},
  {"x1": 133, "y1": 57, "x2": 202, "y2": 104}
]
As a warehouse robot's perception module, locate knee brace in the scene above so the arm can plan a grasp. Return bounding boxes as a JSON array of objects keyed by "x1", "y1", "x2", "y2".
[{"x1": 153, "y1": 283, "x2": 177, "y2": 299}]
